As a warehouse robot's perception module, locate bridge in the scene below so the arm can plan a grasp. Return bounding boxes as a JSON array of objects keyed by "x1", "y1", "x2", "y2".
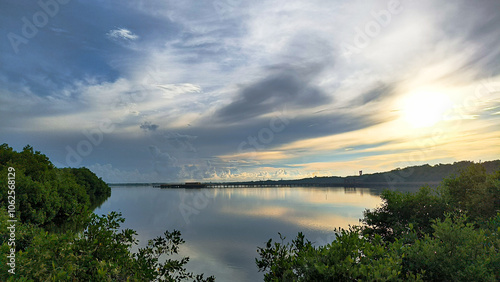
[{"x1": 154, "y1": 179, "x2": 358, "y2": 189}]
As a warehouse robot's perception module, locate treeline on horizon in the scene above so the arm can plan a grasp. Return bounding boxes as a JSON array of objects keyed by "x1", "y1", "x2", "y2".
[
  {"x1": 352, "y1": 160, "x2": 500, "y2": 183},
  {"x1": 223, "y1": 160, "x2": 500, "y2": 186},
  {"x1": 0, "y1": 144, "x2": 214, "y2": 281}
]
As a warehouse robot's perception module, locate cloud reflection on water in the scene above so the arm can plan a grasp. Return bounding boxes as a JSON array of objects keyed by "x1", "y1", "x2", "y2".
[
  {"x1": 218, "y1": 187, "x2": 382, "y2": 231},
  {"x1": 95, "y1": 186, "x2": 382, "y2": 282}
]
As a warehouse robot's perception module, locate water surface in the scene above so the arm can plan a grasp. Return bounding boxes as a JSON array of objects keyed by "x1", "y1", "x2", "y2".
[{"x1": 95, "y1": 186, "x2": 382, "y2": 281}]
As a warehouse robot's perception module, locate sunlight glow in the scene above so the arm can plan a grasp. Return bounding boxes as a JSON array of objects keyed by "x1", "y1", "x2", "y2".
[{"x1": 401, "y1": 90, "x2": 452, "y2": 128}]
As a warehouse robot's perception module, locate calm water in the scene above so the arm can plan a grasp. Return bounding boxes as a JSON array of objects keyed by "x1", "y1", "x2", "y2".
[{"x1": 95, "y1": 186, "x2": 383, "y2": 281}]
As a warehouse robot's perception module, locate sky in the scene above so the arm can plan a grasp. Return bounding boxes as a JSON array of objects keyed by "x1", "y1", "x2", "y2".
[{"x1": 1, "y1": 0, "x2": 499, "y2": 183}]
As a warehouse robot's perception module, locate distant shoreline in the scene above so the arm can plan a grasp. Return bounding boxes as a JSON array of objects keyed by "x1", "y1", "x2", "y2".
[
  {"x1": 107, "y1": 160, "x2": 499, "y2": 188},
  {"x1": 108, "y1": 181, "x2": 441, "y2": 188}
]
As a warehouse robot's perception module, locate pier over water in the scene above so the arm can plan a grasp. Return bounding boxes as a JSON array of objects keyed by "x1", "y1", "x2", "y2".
[{"x1": 153, "y1": 179, "x2": 359, "y2": 189}]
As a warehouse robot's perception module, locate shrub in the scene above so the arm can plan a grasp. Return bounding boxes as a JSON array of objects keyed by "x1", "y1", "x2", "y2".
[
  {"x1": 0, "y1": 210, "x2": 215, "y2": 281},
  {"x1": 256, "y1": 227, "x2": 419, "y2": 281},
  {"x1": 257, "y1": 164, "x2": 500, "y2": 281},
  {"x1": 403, "y1": 213, "x2": 499, "y2": 281},
  {"x1": 362, "y1": 186, "x2": 450, "y2": 241}
]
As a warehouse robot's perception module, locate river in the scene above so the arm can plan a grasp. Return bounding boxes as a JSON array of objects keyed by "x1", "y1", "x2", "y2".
[{"x1": 95, "y1": 186, "x2": 383, "y2": 281}]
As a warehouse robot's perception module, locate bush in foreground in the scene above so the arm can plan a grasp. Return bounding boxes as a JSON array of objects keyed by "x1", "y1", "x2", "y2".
[
  {"x1": 0, "y1": 144, "x2": 213, "y2": 281},
  {"x1": 0, "y1": 144, "x2": 111, "y2": 227},
  {"x1": 0, "y1": 210, "x2": 214, "y2": 281},
  {"x1": 256, "y1": 163, "x2": 500, "y2": 281}
]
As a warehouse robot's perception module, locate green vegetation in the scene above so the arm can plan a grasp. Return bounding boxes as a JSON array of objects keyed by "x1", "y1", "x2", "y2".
[
  {"x1": 0, "y1": 144, "x2": 214, "y2": 281},
  {"x1": 0, "y1": 209, "x2": 214, "y2": 281},
  {"x1": 0, "y1": 144, "x2": 111, "y2": 227},
  {"x1": 256, "y1": 163, "x2": 500, "y2": 281},
  {"x1": 354, "y1": 160, "x2": 500, "y2": 184}
]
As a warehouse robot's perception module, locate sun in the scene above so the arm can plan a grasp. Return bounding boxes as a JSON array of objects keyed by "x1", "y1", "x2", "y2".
[{"x1": 401, "y1": 90, "x2": 452, "y2": 128}]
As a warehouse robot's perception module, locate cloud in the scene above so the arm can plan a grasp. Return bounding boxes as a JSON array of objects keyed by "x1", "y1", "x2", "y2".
[
  {"x1": 156, "y1": 83, "x2": 202, "y2": 96},
  {"x1": 107, "y1": 28, "x2": 139, "y2": 41},
  {"x1": 158, "y1": 132, "x2": 198, "y2": 152},
  {"x1": 88, "y1": 163, "x2": 158, "y2": 183},
  {"x1": 215, "y1": 66, "x2": 331, "y2": 123},
  {"x1": 146, "y1": 145, "x2": 222, "y2": 181},
  {"x1": 348, "y1": 84, "x2": 395, "y2": 107},
  {"x1": 148, "y1": 145, "x2": 181, "y2": 178},
  {"x1": 140, "y1": 121, "x2": 159, "y2": 131}
]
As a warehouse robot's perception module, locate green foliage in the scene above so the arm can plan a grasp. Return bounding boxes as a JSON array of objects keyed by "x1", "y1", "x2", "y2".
[
  {"x1": 403, "y1": 213, "x2": 499, "y2": 281},
  {"x1": 0, "y1": 210, "x2": 215, "y2": 281},
  {"x1": 68, "y1": 167, "x2": 111, "y2": 207},
  {"x1": 359, "y1": 160, "x2": 500, "y2": 184},
  {"x1": 442, "y1": 164, "x2": 500, "y2": 221},
  {"x1": 256, "y1": 227, "x2": 421, "y2": 281},
  {"x1": 256, "y1": 232, "x2": 313, "y2": 281},
  {"x1": 257, "y1": 163, "x2": 500, "y2": 281},
  {"x1": 0, "y1": 144, "x2": 214, "y2": 280},
  {"x1": 256, "y1": 214, "x2": 498, "y2": 282},
  {"x1": 0, "y1": 144, "x2": 110, "y2": 227},
  {"x1": 362, "y1": 163, "x2": 500, "y2": 242},
  {"x1": 362, "y1": 186, "x2": 450, "y2": 241}
]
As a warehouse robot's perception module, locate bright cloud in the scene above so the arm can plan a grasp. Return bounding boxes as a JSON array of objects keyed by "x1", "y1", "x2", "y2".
[{"x1": 106, "y1": 28, "x2": 139, "y2": 40}]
